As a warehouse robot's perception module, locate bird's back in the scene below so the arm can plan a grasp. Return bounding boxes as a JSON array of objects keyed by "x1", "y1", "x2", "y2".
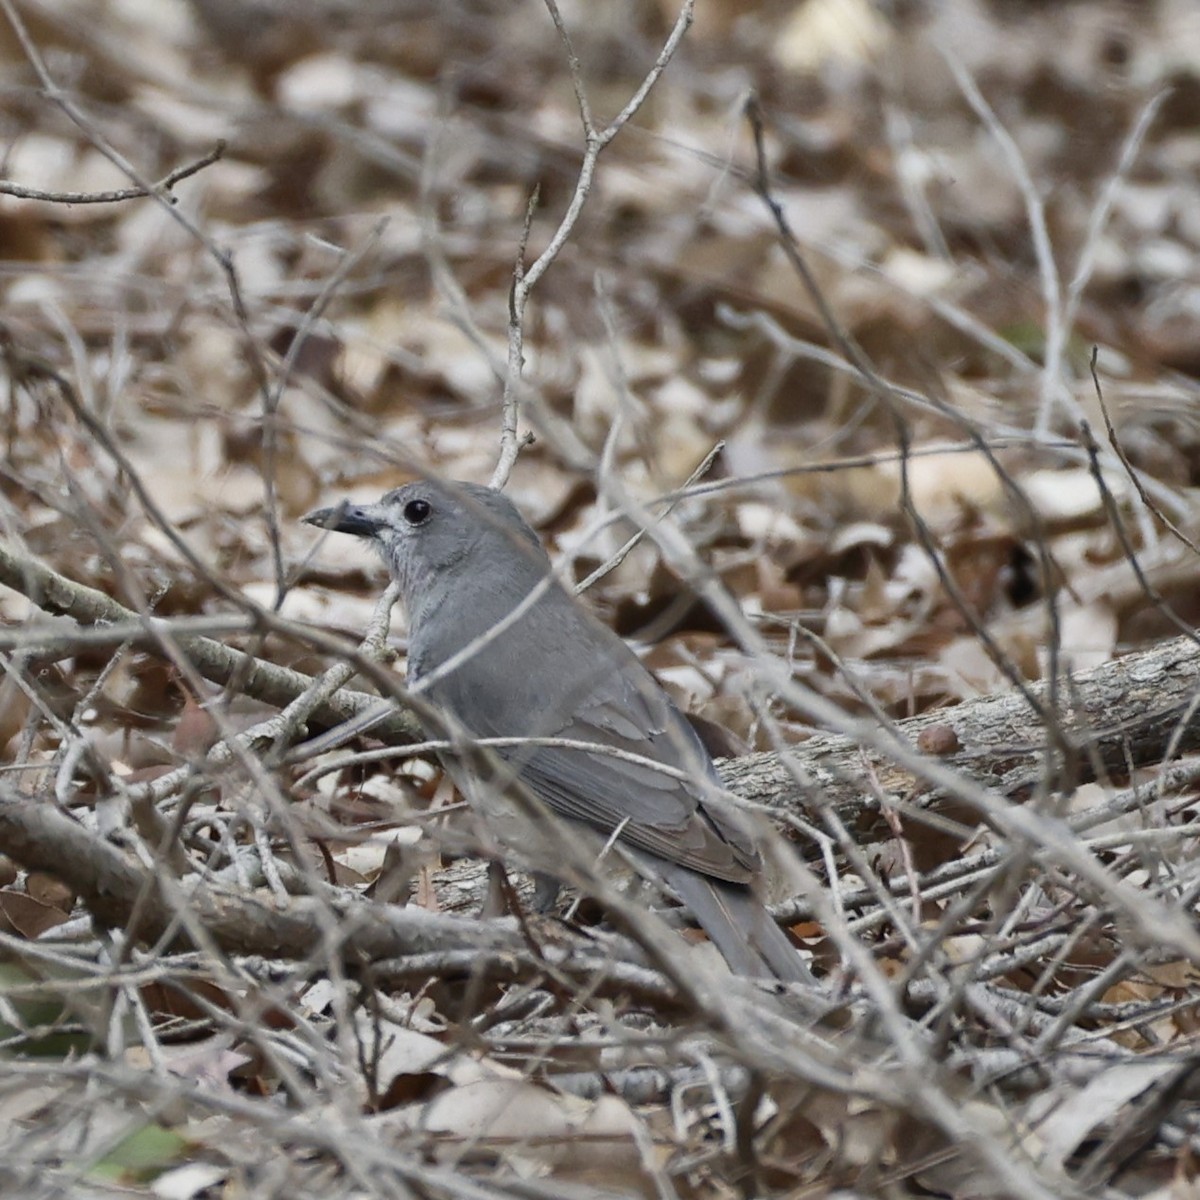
[{"x1": 407, "y1": 554, "x2": 759, "y2": 884}]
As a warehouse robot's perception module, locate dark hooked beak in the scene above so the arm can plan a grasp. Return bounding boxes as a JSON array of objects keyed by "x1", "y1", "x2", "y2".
[{"x1": 303, "y1": 501, "x2": 382, "y2": 539}]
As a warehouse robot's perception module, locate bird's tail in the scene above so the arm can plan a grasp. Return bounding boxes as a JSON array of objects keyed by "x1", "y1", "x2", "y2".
[{"x1": 660, "y1": 865, "x2": 815, "y2": 984}]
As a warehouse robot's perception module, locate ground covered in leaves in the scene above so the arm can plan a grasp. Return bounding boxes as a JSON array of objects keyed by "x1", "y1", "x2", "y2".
[{"x1": 2, "y1": 0, "x2": 1200, "y2": 1196}]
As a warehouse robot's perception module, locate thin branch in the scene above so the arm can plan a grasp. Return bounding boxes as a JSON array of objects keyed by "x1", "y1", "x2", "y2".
[
  {"x1": 490, "y1": 0, "x2": 695, "y2": 489},
  {"x1": 0, "y1": 537, "x2": 421, "y2": 741},
  {"x1": 940, "y1": 45, "x2": 1072, "y2": 436},
  {"x1": 0, "y1": 141, "x2": 226, "y2": 204}
]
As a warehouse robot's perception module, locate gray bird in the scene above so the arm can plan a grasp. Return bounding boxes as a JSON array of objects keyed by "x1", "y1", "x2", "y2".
[{"x1": 305, "y1": 479, "x2": 812, "y2": 983}]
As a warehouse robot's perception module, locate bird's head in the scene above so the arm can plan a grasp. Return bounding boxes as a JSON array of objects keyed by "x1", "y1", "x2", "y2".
[{"x1": 304, "y1": 479, "x2": 547, "y2": 604}]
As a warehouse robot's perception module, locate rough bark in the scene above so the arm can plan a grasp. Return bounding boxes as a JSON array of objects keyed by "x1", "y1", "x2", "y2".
[{"x1": 723, "y1": 633, "x2": 1200, "y2": 823}]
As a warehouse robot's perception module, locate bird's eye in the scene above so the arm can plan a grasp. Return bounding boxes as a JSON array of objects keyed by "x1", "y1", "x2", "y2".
[{"x1": 403, "y1": 498, "x2": 432, "y2": 526}]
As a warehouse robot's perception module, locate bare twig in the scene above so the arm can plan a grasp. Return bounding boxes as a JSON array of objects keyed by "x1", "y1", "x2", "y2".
[
  {"x1": 940, "y1": 45, "x2": 1072, "y2": 436},
  {"x1": 490, "y1": 0, "x2": 695, "y2": 488},
  {"x1": 0, "y1": 141, "x2": 226, "y2": 204}
]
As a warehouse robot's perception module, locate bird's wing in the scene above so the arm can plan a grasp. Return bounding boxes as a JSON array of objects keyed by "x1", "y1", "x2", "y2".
[
  {"x1": 413, "y1": 579, "x2": 759, "y2": 883},
  {"x1": 507, "y1": 668, "x2": 760, "y2": 884}
]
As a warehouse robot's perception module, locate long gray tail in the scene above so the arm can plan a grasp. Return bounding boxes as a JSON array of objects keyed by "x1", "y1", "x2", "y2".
[{"x1": 661, "y1": 864, "x2": 815, "y2": 984}]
